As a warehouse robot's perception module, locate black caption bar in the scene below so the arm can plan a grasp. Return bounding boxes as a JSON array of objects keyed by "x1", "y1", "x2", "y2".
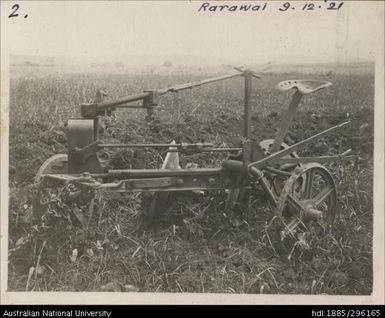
[{"x1": 0, "y1": 305, "x2": 384, "y2": 318}]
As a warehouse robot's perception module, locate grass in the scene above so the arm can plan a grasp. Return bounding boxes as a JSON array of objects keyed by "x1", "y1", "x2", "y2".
[{"x1": 7, "y1": 66, "x2": 374, "y2": 294}]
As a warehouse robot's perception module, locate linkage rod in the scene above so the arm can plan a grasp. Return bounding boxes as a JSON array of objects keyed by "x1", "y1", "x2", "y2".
[
  {"x1": 157, "y1": 72, "x2": 243, "y2": 95},
  {"x1": 102, "y1": 168, "x2": 223, "y2": 178},
  {"x1": 162, "y1": 148, "x2": 242, "y2": 153},
  {"x1": 94, "y1": 92, "x2": 151, "y2": 109},
  {"x1": 93, "y1": 72, "x2": 244, "y2": 111},
  {"x1": 98, "y1": 143, "x2": 241, "y2": 152},
  {"x1": 100, "y1": 143, "x2": 214, "y2": 148},
  {"x1": 248, "y1": 121, "x2": 351, "y2": 170}
]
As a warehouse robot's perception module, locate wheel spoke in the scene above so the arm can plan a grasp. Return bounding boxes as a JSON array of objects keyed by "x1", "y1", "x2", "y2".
[
  {"x1": 313, "y1": 186, "x2": 334, "y2": 207},
  {"x1": 286, "y1": 193, "x2": 306, "y2": 211},
  {"x1": 276, "y1": 164, "x2": 337, "y2": 228},
  {"x1": 304, "y1": 169, "x2": 314, "y2": 199}
]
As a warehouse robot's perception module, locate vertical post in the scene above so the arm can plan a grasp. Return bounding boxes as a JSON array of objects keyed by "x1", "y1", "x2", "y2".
[
  {"x1": 244, "y1": 70, "x2": 253, "y2": 139},
  {"x1": 146, "y1": 106, "x2": 154, "y2": 120},
  {"x1": 271, "y1": 90, "x2": 303, "y2": 153},
  {"x1": 143, "y1": 89, "x2": 158, "y2": 121}
]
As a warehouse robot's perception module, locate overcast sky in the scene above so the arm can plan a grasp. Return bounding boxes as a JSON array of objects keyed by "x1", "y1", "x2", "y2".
[{"x1": 1, "y1": 1, "x2": 382, "y2": 64}]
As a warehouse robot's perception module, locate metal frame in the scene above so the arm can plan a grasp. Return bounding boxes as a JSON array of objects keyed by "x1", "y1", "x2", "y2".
[{"x1": 34, "y1": 69, "x2": 354, "y2": 230}]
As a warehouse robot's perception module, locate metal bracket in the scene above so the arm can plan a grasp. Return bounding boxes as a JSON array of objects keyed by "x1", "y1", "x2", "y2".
[
  {"x1": 125, "y1": 177, "x2": 176, "y2": 190},
  {"x1": 68, "y1": 119, "x2": 103, "y2": 174},
  {"x1": 80, "y1": 103, "x2": 116, "y2": 118},
  {"x1": 72, "y1": 140, "x2": 101, "y2": 163},
  {"x1": 80, "y1": 103, "x2": 98, "y2": 118},
  {"x1": 143, "y1": 89, "x2": 159, "y2": 119},
  {"x1": 224, "y1": 139, "x2": 264, "y2": 210}
]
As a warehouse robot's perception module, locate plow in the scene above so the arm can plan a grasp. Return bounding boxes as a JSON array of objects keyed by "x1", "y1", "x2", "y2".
[{"x1": 32, "y1": 68, "x2": 355, "y2": 242}]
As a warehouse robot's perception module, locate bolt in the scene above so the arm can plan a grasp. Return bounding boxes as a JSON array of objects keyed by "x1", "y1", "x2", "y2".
[{"x1": 176, "y1": 178, "x2": 184, "y2": 185}]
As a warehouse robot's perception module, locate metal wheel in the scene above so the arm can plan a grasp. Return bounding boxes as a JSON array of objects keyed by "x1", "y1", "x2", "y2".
[
  {"x1": 35, "y1": 154, "x2": 68, "y2": 183},
  {"x1": 277, "y1": 163, "x2": 337, "y2": 236}
]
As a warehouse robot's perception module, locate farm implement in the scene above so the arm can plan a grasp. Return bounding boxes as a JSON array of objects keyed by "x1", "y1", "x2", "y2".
[{"x1": 32, "y1": 68, "x2": 355, "y2": 240}]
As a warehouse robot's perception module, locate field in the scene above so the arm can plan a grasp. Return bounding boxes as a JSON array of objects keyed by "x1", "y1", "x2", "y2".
[{"x1": 7, "y1": 64, "x2": 374, "y2": 294}]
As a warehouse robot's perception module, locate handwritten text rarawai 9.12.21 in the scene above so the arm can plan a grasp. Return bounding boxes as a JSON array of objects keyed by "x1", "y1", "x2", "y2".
[{"x1": 198, "y1": 2, "x2": 344, "y2": 13}]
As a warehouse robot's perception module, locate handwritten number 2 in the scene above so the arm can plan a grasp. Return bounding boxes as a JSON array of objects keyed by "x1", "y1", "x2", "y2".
[{"x1": 8, "y1": 4, "x2": 20, "y2": 18}]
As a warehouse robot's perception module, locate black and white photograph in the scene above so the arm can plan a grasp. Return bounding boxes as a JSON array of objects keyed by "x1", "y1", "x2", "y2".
[{"x1": 0, "y1": 0, "x2": 384, "y2": 304}]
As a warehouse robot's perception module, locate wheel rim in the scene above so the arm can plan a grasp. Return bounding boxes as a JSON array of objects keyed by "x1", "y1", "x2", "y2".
[{"x1": 277, "y1": 163, "x2": 337, "y2": 226}]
